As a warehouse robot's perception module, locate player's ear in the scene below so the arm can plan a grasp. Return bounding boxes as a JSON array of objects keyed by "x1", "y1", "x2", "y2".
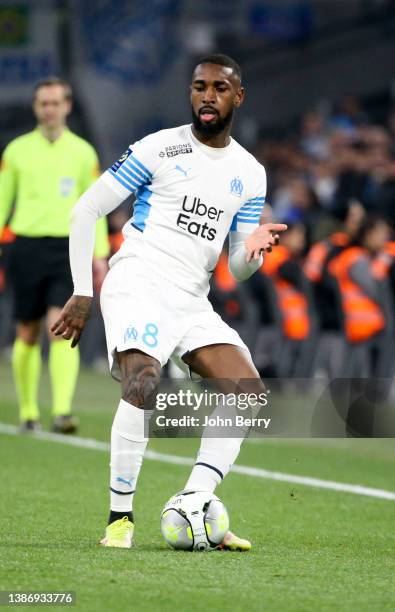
[{"x1": 234, "y1": 86, "x2": 245, "y2": 108}]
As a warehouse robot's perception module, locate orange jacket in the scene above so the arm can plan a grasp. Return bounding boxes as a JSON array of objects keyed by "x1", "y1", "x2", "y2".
[
  {"x1": 262, "y1": 245, "x2": 310, "y2": 340},
  {"x1": 0, "y1": 226, "x2": 16, "y2": 244},
  {"x1": 328, "y1": 246, "x2": 385, "y2": 343},
  {"x1": 214, "y1": 251, "x2": 237, "y2": 292},
  {"x1": 109, "y1": 231, "x2": 124, "y2": 255},
  {"x1": 213, "y1": 251, "x2": 240, "y2": 317},
  {"x1": 304, "y1": 232, "x2": 349, "y2": 282},
  {"x1": 0, "y1": 227, "x2": 15, "y2": 292}
]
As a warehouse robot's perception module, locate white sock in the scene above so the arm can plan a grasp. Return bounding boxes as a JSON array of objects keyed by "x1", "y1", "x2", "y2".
[
  {"x1": 185, "y1": 397, "x2": 245, "y2": 494},
  {"x1": 185, "y1": 437, "x2": 243, "y2": 493},
  {"x1": 110, "y1": 399, "x2": 151, "y2": 512}
]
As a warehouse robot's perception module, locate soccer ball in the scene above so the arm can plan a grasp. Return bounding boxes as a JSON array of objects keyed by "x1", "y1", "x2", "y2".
[{"x1": 160, "y1": 490, "x2": 229, "y2": 551}]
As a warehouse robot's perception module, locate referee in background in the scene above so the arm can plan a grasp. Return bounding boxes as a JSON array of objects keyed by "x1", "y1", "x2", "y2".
[{"x1": 0, "y1": 77, "x2": 110, "y2": 434}]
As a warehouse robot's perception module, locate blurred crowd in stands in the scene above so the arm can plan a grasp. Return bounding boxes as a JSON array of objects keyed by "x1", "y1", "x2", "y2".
[
  {"x1": 213, "y1": 94, "x2": 395, "y2": 381},
  {"x1": 257, "y1": 95, "x2": 395, "y2": 236},
  {"x1": 1, "y1": 93, "x2": 394, "y2": 381}
]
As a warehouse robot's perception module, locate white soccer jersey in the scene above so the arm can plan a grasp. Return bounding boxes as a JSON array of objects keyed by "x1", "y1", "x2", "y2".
[{"x1": 102, "y1": 124, "x2": 266, "y2": 296}]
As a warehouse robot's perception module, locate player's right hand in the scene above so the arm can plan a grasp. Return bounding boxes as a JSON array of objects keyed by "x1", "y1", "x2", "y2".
[
  {"x1": 245, "y1": 223, "x2": 288, "y2": 262},
  {"x1": 51, "y1": 295, "x2": 93, "y2": 347}
]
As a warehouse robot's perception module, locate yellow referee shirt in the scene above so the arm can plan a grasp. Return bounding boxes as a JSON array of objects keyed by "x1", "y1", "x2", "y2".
[{"x1": 0, "y1": 128, "x2": 109, "y2": 257}]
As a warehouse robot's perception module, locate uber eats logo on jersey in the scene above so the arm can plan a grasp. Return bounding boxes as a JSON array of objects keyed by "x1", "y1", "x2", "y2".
[{"x1": 177, "y1": 196, "x2": 224, "y2": 241}]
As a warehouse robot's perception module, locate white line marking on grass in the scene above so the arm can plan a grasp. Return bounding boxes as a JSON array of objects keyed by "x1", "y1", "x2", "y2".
[{"x1": 1, "y1": 422, "x2": 394, "y2": 501}]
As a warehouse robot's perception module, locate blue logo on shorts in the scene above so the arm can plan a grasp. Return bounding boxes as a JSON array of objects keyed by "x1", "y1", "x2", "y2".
[
  {"x1": 124, "y1": 326, "x2": 138, "y2": 343},
  {"x1": 230, "y1": 177, "x2": 243, "y2": 197}
]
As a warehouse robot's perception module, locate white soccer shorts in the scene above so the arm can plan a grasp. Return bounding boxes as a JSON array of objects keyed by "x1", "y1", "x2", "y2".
[{"x1": 100, "y1": 255, "x2": 248, "y2": 380}]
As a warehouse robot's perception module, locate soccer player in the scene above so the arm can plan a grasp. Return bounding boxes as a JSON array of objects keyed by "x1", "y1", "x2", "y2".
[
  {"x1": 0, "y1": 77, "x2": 110, "y2": 433},
  {"x1": 53, "y1": 55, "x2": 287, "y2": 549}
]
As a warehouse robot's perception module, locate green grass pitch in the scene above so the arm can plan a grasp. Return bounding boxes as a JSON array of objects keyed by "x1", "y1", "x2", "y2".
[{"x1": 0, "y1": 358, "x2": 394, "y2": 611}]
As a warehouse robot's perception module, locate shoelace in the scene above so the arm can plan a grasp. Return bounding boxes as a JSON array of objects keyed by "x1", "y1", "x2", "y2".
[{"x1": 109, "y1": 517, "x2": 132, "y2": 538}]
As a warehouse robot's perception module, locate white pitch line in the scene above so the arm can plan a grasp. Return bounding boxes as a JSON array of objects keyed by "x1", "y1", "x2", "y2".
[{"x1": 1, "y1": 422, "x2": 394, "y2": 501}]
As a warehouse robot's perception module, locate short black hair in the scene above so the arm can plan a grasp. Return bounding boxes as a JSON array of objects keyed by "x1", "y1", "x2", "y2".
[
  {"x1": 34, "y1": 77, "x2": 72, "y2": 101},
  {"x1": 195, "y1": 54, "x2": 241, "y2": 81}
]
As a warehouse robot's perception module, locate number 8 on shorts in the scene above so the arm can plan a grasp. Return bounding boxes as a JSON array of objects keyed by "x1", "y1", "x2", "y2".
[{"x1": 142, "y1": 323, "x2": 159, "y2": 348}]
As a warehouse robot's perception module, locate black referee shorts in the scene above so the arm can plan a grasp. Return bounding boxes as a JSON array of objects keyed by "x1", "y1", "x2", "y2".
[{"x1": 7, "y1": 236, "x2": 73, "y2": 322}]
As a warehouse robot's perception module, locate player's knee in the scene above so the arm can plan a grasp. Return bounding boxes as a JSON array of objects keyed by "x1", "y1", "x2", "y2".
[
  {"x1": 121, "y1": 363, "x2": 161, "y2": 407},
  {"x1": 17, "y1": 321, "x2": 40, "y2": 345}
]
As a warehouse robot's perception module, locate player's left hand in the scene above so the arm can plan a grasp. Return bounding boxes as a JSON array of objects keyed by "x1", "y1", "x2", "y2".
[
  {"x1": 51, "y1": 295, "x2": 93, "y2": 347},
  {"x1": 245, "y1": 223, "x2": 288, "y2": 262}
]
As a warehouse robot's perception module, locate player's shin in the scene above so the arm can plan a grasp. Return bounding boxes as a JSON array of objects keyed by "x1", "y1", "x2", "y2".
[
  {"x1": 184, "y1": 396, "x2": 255, "y2": 551},
  {"x1": 185, "y1": 397, "x2": 246, "y2": 493},
  {"x1": 185, "y1": 436, "x2": 243, "y2": 493},
  {"x1": 109, "y1": 399, "x2": 151, "y2": 524},
  {"x1": 48, "y1": 339, "x2": 80, "y2": 433},
  {"x1": 49, "y1": 339, "x2": 79, "y2": 417},
  {"x1": 12, "y1": 338, "x2": 41, "y2": 423}
]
